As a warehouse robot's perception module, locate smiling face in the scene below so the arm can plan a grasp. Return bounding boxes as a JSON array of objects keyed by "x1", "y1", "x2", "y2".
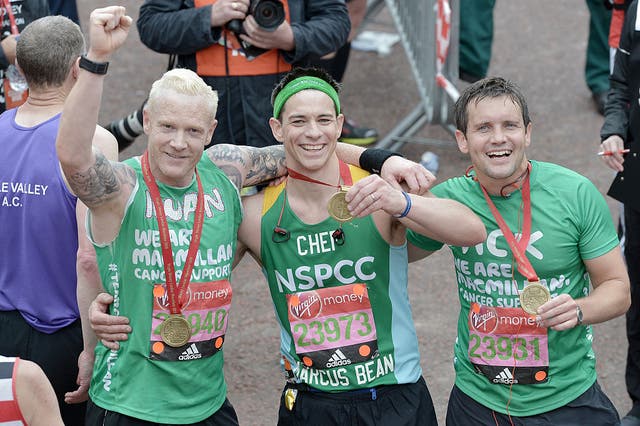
[
  {"x1": 143, "y1": 89, "x2": 217, "y2": 187},
  {"x1": 269, "y1": 89, "x2": 344, "y2": 174},
  {"x1": 455, "y1": 95, "x2": 532, "y2": 194}
]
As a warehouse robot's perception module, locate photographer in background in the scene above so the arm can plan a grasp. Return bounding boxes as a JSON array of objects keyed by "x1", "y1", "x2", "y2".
[{"x1": 107, "y1": 0, "x2": 350, "y2": 151}]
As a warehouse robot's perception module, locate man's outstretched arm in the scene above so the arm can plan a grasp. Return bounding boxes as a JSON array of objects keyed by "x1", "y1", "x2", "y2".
[
  {"x1": 56, "y1": 6, "x2": 135, "y2": 244},
  {"x1": 206, "y1": 143, "x2": 434, "y2": 193}
]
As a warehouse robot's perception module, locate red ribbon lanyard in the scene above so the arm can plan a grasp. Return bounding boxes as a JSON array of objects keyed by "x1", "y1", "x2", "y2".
[
  {"x1": 141, "y1": 151, "x2": 205, "y2": 314},
  {"x1": 287, "y1": 160, "x2": 353, "y2": 188},
  {"x1": 1, "y1": 0, "x2": 19, "y2": 36},
  {"x1": 479, "y1": 164, "x2": 539, "y2": 282}
]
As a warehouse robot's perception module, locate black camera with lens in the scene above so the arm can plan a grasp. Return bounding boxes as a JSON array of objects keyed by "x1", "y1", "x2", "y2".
[{"x1": 226, "y1": 0, "x2": 285, "y2": 59}]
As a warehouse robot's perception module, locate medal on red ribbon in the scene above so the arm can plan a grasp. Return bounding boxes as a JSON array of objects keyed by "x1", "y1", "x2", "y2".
[
  {"x1": 141, "y1": 151, "x2": 205, "y2": 347},
  {"x1": 287, "y1": 161, "x2": 353, "y2": 222},
  {"x1": 478, "y1": 164, "x2": 550, "y2": 315}
]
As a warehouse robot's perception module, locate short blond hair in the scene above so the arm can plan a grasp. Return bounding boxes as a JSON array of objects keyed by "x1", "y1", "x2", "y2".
[{"x1": 146, "y1": 68, "x2": 218, "y2": 121}]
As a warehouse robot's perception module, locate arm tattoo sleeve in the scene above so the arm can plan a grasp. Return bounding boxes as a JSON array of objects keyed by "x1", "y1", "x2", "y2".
[
  {"x1": 206, "y1": 144, "x2": 286, "y2": 188},
  {"x1": 244, "y1": 145, "x2": 286, "y2": 187},
  {"x1": 67, "y1": 152, "x2": 136, "y2": 208}
]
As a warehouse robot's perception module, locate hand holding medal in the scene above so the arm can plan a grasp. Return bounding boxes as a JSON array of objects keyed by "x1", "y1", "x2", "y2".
[
  {"x1": 327, "y1": 186, "x2": 353, "y2": 222},
  {"x1": 284, "y1": 161, "x2": 354, "y2": 245},
  {"x1": 520, "y1": 281, "x2": 551, "y2": 316},
  {"x1": 287, "y1": 161, "x2": 355, "y2": 223},
  {"x1": 342, "y1": 174, "x2": 412, "y2": 220}
]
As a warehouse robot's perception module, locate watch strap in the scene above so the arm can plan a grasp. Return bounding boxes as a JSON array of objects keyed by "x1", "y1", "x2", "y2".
[
  {"x1": 576, "y1": 305, "x2": 584, "y2": 325},
  {"x1": 79, "y1": 55, "x2": 109, "y2": 75}
]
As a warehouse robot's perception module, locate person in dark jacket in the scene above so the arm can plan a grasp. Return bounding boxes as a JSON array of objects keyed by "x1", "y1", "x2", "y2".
[
  {"x1": 0, "y1": 0, "x2": 49, "y2": 113},
  {"x1": 600, "y1": 2, "x2": 640, "y2": 425},
  {"x1": 107, "y1": 0, "x2": 350, "y2": 151}
]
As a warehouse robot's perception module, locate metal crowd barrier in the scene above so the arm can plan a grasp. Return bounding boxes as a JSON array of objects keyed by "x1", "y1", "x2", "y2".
[{"x1": 371, "y1": 0, "x2": 460, "y2": 151}]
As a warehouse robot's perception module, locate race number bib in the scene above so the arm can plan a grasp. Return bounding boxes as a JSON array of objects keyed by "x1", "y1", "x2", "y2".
[
  {"x1": 287, "y1": 284, "x2": 378, "y2": 370},
  {"x1": 468, "y1": 303, "x2": 549, "y2": 385},
  {"x1": 149, "y1": 280, "x2": 232, "y2": 361}
]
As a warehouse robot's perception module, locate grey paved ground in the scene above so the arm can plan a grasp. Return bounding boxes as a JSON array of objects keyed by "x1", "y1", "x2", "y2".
[{"x1": 78, "y1": 1, "x2": 629, "y2": 423}]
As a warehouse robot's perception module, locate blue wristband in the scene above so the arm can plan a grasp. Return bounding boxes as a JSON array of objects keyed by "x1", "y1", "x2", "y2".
[{"x1": 393, "y1": 191, "x2": 412, "y2": 218}]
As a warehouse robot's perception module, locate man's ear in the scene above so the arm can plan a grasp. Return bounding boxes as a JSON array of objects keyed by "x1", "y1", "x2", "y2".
[
  {"x1": 207, "y1": 119, "x2": 218, "y2": 143},
  {"x1": 455, "y1": 129, "x2": 469, "y2": 154},
  {"x1": 269, "y1": 117, "x2": 284, "y2": 143},
  {"x1": 336, "y1": 113, "x2": 345, "y2": 135},
  {"x1": 142, "y1": 107, "x2": 151, "y2": 135},
  {"x1": 524, "y1": 121, "x2": 532, "y2": 148},
  {"x1": 71, "y1": 56, "x2": 80, "y2": 80}
]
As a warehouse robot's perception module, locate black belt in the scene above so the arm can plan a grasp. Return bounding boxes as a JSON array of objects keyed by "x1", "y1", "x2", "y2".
[{"x1": 285, "y1": 381, "x2": 410, "y2": 401}]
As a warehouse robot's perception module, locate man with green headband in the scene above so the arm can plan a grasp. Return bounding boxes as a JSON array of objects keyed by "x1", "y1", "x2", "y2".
[{"x1": 234, "y1": 67, "x2": 486, "y2": 425}]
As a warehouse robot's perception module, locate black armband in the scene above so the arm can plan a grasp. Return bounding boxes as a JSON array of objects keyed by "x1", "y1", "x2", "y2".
[
  {"x1": 79, "y1": 55, "x2": 109, "y2": 75},
  {"x1": 359, "y1": 148, "x2": 404, "y2": 174}
]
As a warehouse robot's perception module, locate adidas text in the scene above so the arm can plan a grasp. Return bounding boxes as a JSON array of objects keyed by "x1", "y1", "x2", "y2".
[
  {"x1": 179, "y1": 344, "x2": 202, "y2": 361},
  {"x1": 326, "y1": 349, "x2": 352, "y2": 368},
  {"x1": 326, "y1": 359, "x2": 352, "y2": 368},
  {"x1": 492, "y1": 367, "x2": 518, "y2": 385}
]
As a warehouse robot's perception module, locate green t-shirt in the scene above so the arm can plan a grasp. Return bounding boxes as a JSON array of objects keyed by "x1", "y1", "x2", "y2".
[
  {"x1": 408, "y1": 161, "x2": 619, "y2": 416},
  {"x1": 88, "y1": 155, "x2": 242, "y2": 423},
  {"x1": 260, "y1": 165, "x2": 422, "y2": 391}
]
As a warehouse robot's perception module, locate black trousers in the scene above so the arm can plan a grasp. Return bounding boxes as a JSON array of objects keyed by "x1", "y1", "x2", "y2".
[
  {"x1": 277, "y1": 376, "x2": 437, "y2": 426},
  {"x1": 86, "y1": 398, "x2": 239, "y2": 426},
  {"x1": 446, "y1": 382, "x2": 619, "y2": 425},
  {"x1": 0, "y1": 310, "x2": 85, "y2": 426},
  {"x1": 626, "y1": 205, "x2": 640, "y2": 416}
]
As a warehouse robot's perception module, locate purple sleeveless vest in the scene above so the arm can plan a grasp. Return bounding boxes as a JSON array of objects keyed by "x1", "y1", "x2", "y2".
[{"x1": 0, "y1": 109, "x2": 79, "y2": 333}]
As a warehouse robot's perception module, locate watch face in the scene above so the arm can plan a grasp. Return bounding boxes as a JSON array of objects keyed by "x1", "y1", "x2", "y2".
[{"x1": 577, "y1": 306, "x2": 583, "y2": 323}]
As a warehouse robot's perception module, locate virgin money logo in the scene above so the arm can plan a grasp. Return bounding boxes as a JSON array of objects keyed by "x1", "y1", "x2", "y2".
[
  {"x1": 289, "y1": 291, "x2": 322, "y2": 320},
  {"x1": 155, "y1": 284, "x2": 192, "y2": 310},
  {"x1": 469, "y1": 304, "x2": 498, "y2": 333}
]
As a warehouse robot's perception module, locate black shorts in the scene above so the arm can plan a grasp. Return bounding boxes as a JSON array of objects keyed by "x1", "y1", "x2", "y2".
[
  {"x1": 446, "y1": 382, "x2": 620, "y2": 426},
  {"x1": 277, "y1": 376, "x2": 437, "y2": 426},
  {"x1": 0, "y1": 310, "x2": 85, "y2": 426},
  {"x1": 86, "y1": 398, "x2": 239, "y2": 426}
]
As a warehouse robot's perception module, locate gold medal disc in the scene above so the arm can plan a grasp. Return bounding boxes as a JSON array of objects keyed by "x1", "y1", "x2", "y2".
[
  {"x1": 327, "y1": 189, "x2": 352, "y2": 222},
  {"x1": 161, "y1": 315, "x2": 191, "y2": 347},
  {"x1": 520, "y1": 282, "x2": 551, "y2": 315}
]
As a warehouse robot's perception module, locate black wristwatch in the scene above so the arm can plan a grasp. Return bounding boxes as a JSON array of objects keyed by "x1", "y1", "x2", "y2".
[
  {"x1": 576, "y1": 305, "x2": 584, "y2": 325},
  {"x1": 79, "y1": 55, "x2": 109, "y2": 75}
]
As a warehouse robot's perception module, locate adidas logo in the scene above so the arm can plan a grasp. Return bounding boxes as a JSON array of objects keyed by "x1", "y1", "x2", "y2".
[
  {"x1": 492, "y1": 367, "x2": 518, "y2": 385},
  {"x1": 325, "y1": 349, "x2": 351, "y2": 368},
  {"x1": 178, "y1": 343, "x2": 202, "y2": 361}
]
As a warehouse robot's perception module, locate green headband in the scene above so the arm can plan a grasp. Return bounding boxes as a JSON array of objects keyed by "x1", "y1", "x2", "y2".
[{"x1": 272, "y1": 76, "x2": 341, "y2": 118}]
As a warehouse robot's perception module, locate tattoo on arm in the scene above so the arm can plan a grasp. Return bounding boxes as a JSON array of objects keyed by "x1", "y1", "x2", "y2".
[
  {"x1": 218, "y1": 165, "x2": 244, "y2": 190},
  {"x1": 206, "y1": 146, "x2": 247, "y2": 189},
  {"x1": 68, "y1": 152, "x2": 136, "y2": 208},
  {"x1": 206, "y1": 144, "x2": 286, "y2": 188},
  {"x1": 244, "y1": 145, "x2": 286, "y2": 187}
]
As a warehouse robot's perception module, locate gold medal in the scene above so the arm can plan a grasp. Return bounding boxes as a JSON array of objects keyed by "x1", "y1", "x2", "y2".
[
  {"x1": 520, "y1": 281, "x2": 551, "y2": 315},
  {"x1": 327, "y1": 187, "x2": 352, "y2": 222},
  {"x1": 160, "y1": 315, "x2": 191, "y2": 347}
]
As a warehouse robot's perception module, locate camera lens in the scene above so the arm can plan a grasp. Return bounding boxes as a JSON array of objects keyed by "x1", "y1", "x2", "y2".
[{"x1": 251, "y1": 0, "x2": 285, "y2": 31}]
